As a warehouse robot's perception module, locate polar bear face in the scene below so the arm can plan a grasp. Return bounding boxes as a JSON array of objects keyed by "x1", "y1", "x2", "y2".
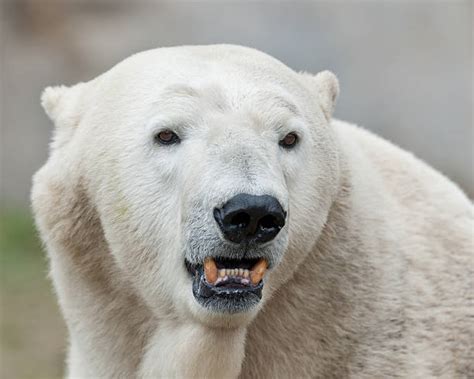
[{"x1": 38, "y1": 45, "x2": 340, "y2": 326}]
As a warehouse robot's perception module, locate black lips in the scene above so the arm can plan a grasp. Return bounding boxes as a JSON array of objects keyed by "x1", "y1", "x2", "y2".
[{"x1": 188, "y1": 263, "x2": 263, "y2": 313}]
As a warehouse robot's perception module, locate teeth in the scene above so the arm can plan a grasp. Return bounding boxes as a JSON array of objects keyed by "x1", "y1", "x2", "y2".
[
  {"x1": 250, "y1": 259, "x2": 268, "y2": 285},
  {"x1": 204, "y1": 257, "x2": 218, "y2": 284},
  {"x1": 205, "y1": 261, "x2": 266, "y2": 284}
]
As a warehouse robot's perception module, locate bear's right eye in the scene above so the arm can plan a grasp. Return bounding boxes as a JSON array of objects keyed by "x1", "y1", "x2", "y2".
[
  {"x1": 155, "y1": 130, "x2": 181, "y2": 145},
  {"x1": 279, "y1": 132, "x2": 298, "y2": 149}
]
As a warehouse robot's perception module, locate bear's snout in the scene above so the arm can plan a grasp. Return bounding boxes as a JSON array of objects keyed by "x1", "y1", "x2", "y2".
[{"x1": 213, "y1": 193, "x2": 286, "y2": 244}]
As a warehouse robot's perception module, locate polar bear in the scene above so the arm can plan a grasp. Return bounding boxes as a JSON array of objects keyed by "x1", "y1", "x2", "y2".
[{"x1": 32, "y1": 45, "x2": 473, "y2": 378}]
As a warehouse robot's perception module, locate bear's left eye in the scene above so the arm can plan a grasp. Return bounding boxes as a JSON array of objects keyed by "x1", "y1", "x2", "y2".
[
  {"x1": 155, "y1": 130, "x2": 181, "y2": 145},
  {"x1": 279, "y1": 132, "x2": 298, "y2": 149}
]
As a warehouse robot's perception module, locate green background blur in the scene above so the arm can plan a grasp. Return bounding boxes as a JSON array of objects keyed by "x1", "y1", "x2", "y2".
[
  {"x1": 1, "y1": 210, "x2": 65, "y2": 378},
  {"x1": 1, "y1": 1, "x2": 472, "y2": 378}
]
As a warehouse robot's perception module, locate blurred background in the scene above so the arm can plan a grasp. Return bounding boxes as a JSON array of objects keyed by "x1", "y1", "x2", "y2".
[{"x1": 0, "y1": 1, "x2": 472, "y2": 378}]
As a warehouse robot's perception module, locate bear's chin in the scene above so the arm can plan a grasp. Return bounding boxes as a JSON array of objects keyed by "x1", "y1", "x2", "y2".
[{"x1": 186, "y1": 292, "x2": 262, "y2": 329}]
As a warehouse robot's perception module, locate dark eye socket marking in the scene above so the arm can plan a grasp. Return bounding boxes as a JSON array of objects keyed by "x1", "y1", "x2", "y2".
[
  {"x1": 155, "y1": 130, "x2": 181, "y2": 145},
  {"x1": 279, "y1": 132, "x2": 298, "y2": 149}
]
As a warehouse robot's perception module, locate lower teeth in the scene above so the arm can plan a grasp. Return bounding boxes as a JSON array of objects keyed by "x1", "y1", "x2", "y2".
[
  {"x1": 215, "y1": 276, "x2": 251, "y2": 286},
  {"x1": 217, "y1": 268, "x2": 250, "y2": 278}
]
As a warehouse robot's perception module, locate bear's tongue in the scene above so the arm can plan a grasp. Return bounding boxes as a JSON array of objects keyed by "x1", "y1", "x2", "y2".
[{"x1": 203, "y1": 257, "x2": 268, "y2": 286}]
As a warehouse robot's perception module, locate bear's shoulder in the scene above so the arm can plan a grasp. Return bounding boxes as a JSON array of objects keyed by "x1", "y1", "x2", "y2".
[{"x1": 332, "y1": 119, "x2": 472, "y2": 216}]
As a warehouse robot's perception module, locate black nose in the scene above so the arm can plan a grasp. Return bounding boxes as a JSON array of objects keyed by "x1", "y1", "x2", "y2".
[{"x1": 214, "y1": 194, "x2": 286, "y2": 244}]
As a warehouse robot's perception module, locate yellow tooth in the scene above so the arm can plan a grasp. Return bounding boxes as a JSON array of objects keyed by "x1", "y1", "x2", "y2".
[
  {"x1": 204, "y1": 257, "x2": 218, "y2": 284},
  {"x1": 239, "y1": 268, "x2": 244, "y2": 276},
  {"x1": 226, "y1": 269, "x2": 231, "y2": 276},
  {"x1": 219, "y1": 269, "x2": 225, "y2": 278},
  {"x1": 250, "y1": 259, "x2": 268, "y2": 285},
  {"x1": 243, "y1": 269, "x2": 249, "y2": 278}
]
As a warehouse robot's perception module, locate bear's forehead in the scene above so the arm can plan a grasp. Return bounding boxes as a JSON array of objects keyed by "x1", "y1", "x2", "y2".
[
  {"x1": 155, "y1": 82, "x2": 300, "y2": 117},
  {"x1": 92, "y1": 45, "x2": 308, "y2": 123},
  {"x1": 105, "y1": 45, "x2": 302, "y2": 99}
]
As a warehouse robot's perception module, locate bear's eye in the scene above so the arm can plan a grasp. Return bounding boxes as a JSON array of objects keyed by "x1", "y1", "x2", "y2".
[
  {"x1": 155, "y1": 130, "x2": 180, "y2": 145},
  {"x1": 279, "y1": 132, "x2": 298, "y2": 149}
]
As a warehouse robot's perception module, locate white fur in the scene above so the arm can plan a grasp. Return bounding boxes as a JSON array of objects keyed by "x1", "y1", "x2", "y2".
[{"x1": 31, "y1": 45, "x2": 473, "y2": 378}]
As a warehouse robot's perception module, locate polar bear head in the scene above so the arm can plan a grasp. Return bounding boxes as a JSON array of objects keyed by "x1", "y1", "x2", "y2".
[{"x1": 34, "y1": 45, "x2": 340, "y2": 327}]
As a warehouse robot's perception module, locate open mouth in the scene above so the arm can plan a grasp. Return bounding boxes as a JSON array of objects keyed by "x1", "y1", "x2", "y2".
[{"x1": 185, "y1": 257, "x2": 268, "y2": 313}]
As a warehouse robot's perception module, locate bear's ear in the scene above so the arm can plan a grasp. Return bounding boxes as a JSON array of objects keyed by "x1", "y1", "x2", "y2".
[
  {"x1": 41, "y1": 83, "x2": 85, "y2": 129},
  {"x1": 300, "y1": 70, "x2": 339, "y2": 121}
]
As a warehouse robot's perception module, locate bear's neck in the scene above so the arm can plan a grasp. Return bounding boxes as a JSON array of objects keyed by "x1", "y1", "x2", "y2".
[
  {"x1": 140, "y1": 321, "x2": 247, "y2": 378},
  {"x1": 57, "y1": 248, "x2": 248, "y2": 378}
]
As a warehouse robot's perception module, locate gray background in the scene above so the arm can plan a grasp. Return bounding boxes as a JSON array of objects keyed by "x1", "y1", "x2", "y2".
[{"x1": 1, "y1": 0, "x2": 473, "y2": 207}]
